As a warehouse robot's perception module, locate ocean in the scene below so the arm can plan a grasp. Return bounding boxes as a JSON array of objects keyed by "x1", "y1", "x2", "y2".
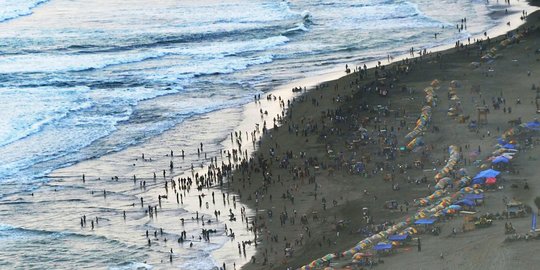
[{"x1": 0, "y1": 0, "x2": 533, "y2": 269}]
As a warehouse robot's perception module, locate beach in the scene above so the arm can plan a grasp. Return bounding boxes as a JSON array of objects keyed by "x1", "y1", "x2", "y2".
[
  {"x1": 1, "y1": 1, "x2": 540, "y2": 270},
  {"x1": 236, "y1": 7, "x2": 540, "y2": 270}
]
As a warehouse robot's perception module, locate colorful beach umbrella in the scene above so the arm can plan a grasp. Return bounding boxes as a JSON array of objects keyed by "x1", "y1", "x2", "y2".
[
  {"x1": 485, "y1": 177, "x2": 497, "y2": 185},
  {"x1": 322, "y1": 253, "x2": 336, "y2": 262}
]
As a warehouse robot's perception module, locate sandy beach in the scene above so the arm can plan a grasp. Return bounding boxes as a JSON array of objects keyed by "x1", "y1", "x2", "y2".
[{"x1": 232, "y1": 6, "x2": 540, "y2": 270}]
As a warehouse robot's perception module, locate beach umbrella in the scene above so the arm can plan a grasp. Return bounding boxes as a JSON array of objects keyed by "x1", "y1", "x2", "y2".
[
  {"x1": 455, "y1": 199, "x2": 475, "y2": 207},
  {"x1": 501, "y1": 152, "x2": 515, "y2": 158},
  {"x1": 373, "y1": 243, "x2": 393, "y2": 251},
  {"x1": 474, "y1": 169, "x2": 500, "y2": 179},
  {"x1": 309, "y1": 258, "x2": 323, "y2": 267},
  {"x1": 472, "y1": 185, "x2": 482, "y2": 190},
  {"x1": 342, "y1": 249, "x2": 355, "y2": 257},
  {"x1": 471, "y1": 178, "x2": 484, "y2": 185},
  {"x1": 322, "y1": 253, "x2": 337, "y2": 262},
  {"x1": 448, "y1": 205, "x2": 462, "y2": 210},
  {"x1": 502, "y1": 143, "x2": 515, "y2": 149},
  {"x1": 525, "y1": 121, "x2": 540, "y2": 130},
  {"x1": 485, "y1": 177, "x2": 497, "y2": 185},
  {"x1": 353, "y1": 252, "x2": 373, "y2": 260},
  {"x1": 492, "y1": 156, "x2": 509, "y2": 164}
]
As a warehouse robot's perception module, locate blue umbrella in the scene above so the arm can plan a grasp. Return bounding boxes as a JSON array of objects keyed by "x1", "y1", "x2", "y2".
[
  {"x1": 449, "y1": 205, "x2": 462, "y2": 210},
  {"x1": 492, "y1": 156, "x2": 509, "y2": 164},
  {"x1": 474, "y1": 169, "x2": 500, "y2": 179},
  {"x1": 373, "y1": 243, "x2": 393, "y2": 250},
  {"x1": 455, "y1": 199, "x2": 476, "y2": 207},
  {"x1": 471, "y1": 178, "x2": 485, "y2": 185},
  {"x1": 525, "y1": 121, "x2": 540, "y2": 130},
  {"x1": 502, "y1": 143, "x2": 515, "y2": 149}
]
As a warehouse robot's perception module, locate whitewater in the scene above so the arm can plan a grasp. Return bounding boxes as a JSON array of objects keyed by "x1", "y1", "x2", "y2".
[{"x1": 0, "y1": 0, "x2": 535, "y2": 269}]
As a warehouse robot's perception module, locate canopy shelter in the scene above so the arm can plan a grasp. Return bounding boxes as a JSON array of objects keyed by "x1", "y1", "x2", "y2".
[
  {"x1": 388, "y1": 234, "x2": 409, "y2": 241},
  {"x1": 473, "y1": 169, "x2": 500, "y2": 179},
  {"x1": 455, "y1": 199, "x2": 476, "y2": 207},
  {"x1": 372, "y1": 243, "x2": 393, "y2": 251},
  {"x1": 414, "y1": 219, "x2": 436, "y2": 225},
  {"x1": 524, "y1": 121, "x2": 540, "y2": 130},
  {"x1": 492, "y1": 156, "x2": 509, "y2": 164},
  {"x1": 321, "y1": 253, "x2": 337, "y2": 262}
]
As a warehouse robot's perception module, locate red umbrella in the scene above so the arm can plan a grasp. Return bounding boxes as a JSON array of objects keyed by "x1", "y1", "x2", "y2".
[{"x1": 485, "y1": 177, "x2": 497, "y2": 185}]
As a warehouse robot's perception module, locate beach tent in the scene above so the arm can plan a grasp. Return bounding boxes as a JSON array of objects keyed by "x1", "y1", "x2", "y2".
[
  {"x1": 473, "y1": 169, "x2": 500, "y2": 179},
  {"x1": 414, "y1": 219, "x2": 436, "y2": 225},
  {"x1": 492, "y1": 156, "x2": 509, "y2": 164},
  {"x1": 372, "y1": 243, "x2": 393, "y2": 251},
  {"x1": 388, "y1": 234, "x2": 409, "y2": 241}
]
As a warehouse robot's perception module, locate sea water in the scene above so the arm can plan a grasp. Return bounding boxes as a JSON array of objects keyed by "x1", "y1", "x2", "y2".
[{"x1": 0, "y1": 0, "x2": 532, "y2": 269}]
